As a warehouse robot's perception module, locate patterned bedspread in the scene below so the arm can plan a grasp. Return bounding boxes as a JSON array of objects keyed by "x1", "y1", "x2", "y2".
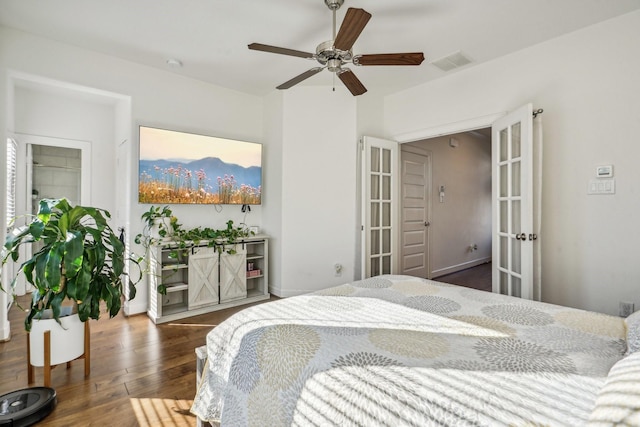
[{"x1": 191, "y1": 275, "x2": 626, "y2": 426}]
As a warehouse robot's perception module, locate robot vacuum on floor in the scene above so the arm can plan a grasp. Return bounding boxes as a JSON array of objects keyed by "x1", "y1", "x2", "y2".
[{"x1": 0, "y1": 387, "x2": 57, "y2": 426}]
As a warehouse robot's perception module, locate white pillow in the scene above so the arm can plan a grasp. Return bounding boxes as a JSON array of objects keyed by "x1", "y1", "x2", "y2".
[
  {"x1": 588, "y1": 351, "x2": 640, "y2": 426},
  {"x1": 626, "y1": 310, "x2": 640, "y2": 354}
]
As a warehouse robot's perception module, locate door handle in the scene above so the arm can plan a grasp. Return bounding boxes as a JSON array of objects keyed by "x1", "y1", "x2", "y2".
[
  {"x1": 515, "y1": 233, "x2": 526, "y2": 240},
  {"x1": 529, "y1": 233, "x2": 537, "y2": 241},
  {"x1": 424, "y1": 221, "x2": 430, "y2": 227}
]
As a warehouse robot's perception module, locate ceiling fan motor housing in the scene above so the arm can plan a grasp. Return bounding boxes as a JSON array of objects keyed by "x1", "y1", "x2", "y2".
[
  {"x1": 315, "y1": 40, "x2": 352, "y2": 70},
  {"x1": 324, "y1": 0, "x2": 344, "y2": 10}
]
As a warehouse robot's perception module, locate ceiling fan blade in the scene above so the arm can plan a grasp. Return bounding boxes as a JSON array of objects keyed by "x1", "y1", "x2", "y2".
[
  {"x1": 276, "y1": 67, "x2": 324, "y2": 90},
  {"x1": 355, "y1": 52, "x2": 425, "y2": 66},
  {"x1": 334, "y1": 8, "x2": 372, "y2": 51},
  {"x1": 248, "y1": 43, "x2": 314, "y2": 59},
  {"x1": 338, "y1": 69, "x2": 367, "y2": 96}
]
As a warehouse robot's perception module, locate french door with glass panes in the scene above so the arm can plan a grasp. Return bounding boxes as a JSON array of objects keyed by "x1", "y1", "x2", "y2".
[
  {"x1": 492, "y1": 104, "x2": 534, "y2": 299},
  {"x1": 362, "y1": 136, "x2": 398, "y2": 278}
]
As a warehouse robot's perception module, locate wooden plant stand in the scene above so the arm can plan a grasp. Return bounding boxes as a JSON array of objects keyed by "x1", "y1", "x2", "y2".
[{"x1": 26, "y1": 321, "x2": 91, "y2": 387}]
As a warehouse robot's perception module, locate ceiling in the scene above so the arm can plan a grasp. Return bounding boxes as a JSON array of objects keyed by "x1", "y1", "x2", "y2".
[{"x1": 2, "y1": 0, "x2": 640, "y2": 97}]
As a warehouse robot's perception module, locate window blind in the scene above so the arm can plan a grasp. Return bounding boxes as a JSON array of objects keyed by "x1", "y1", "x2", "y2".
[{"x1": 6, "y1": 138, "x2": 17, "y2": 228}]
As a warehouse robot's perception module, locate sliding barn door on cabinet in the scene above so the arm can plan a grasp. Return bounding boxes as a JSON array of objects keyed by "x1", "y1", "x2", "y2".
[
  {"x1": 220, "y1": 245, "x2": 248, "y2": 303},
  {"x1": 188, "y1": 247, "x2": 219, "y2": 309}
]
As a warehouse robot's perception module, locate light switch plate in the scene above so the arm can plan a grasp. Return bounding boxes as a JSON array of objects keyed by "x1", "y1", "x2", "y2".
[{"x1": 588, "y1": 178, "x2": 615, "y2": 195}]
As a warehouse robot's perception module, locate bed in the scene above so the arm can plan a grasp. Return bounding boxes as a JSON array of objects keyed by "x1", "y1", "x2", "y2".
[{"x1": 191, "y1": 275, "x2": 639, "y2": 426}]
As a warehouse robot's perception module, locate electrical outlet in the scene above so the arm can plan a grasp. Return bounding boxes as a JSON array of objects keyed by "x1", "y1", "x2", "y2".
[
  {"x1": 619, "y1": 301, "x2": 635, "y2": 317},
  {"x1": 334, "y1": 263, "x2": 343, "y2": 277}
]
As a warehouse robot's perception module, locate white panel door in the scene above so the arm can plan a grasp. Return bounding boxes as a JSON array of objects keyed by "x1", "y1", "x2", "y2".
[
  {"x1": 220, "y1": 245, "x2": 247, "y2": 302},
  {"x1": 362, "y1": 136, "x2": 398, "y2": 278},
  {"x1": 188, "y1": 246, "x2": 219, "y2": 309},
  {"x1": 401, "y1": 149, "x2": 431, "y2": 278},
  {"x1": 492, "y1": 104, "x2": 534, "y2": 299}
]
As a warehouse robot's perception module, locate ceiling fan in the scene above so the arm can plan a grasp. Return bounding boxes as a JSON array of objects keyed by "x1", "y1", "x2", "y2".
[{"x1": 248, "y1": 0, "x2": 425, "y2": 96}]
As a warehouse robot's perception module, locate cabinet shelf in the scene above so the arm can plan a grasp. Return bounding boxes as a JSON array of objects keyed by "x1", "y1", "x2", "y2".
[
  {"x1": 165, "y1": 283, "x2": 188, "y2": 293},
  {"x1": 162, "y1": 302, "x2": 188, "y2": 316},
  {"x1": 162, "y1": 263, "x2": 188, "y2": 271}
]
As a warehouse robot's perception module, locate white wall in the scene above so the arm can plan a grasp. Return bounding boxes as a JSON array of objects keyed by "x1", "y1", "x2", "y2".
[
  {"x1": 384, "y1": 11, "x2": 640, "y2": 315},
  {"x1": 262, "y1": 91, "x2": 284, "y2": 292},
  {"x1": 406, "y1": 132, "x2": 492, "y2": 277},
  {"x1": 0, "y1": 26, "x2": 264, "y2": 319},
  {"x1": 275, "y1": 87, "x2": 358, "y2": 296},
  {"x1": 13, "y1": 86, "x2": 116, "y2": 212}
]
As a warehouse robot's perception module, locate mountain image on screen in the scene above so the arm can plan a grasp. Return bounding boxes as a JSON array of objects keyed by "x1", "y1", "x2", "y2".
[{"x1": 138, "y1": 157, "x2": 261, "y2": 205}]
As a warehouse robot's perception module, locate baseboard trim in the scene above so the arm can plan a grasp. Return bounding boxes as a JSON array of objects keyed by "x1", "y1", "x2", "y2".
[
  {"x1": 124, "y1": 299, "x2": 148, "y2": 316},
  {"x1": 432, "y1": 257, "x2": 491, "y2": 278}
]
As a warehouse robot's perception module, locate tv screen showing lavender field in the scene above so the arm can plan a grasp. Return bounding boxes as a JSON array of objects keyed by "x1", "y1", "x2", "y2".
[{"x1": 138, "y1": 126, "x2": 262, "y2": 204}]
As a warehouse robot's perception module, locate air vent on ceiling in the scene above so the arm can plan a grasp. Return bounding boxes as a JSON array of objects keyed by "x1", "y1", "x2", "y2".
[{"x1": 431, "y1": 51, "x2": 472, "y2": 72}]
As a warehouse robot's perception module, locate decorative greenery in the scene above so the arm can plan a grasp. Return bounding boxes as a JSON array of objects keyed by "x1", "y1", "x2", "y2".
[
  {"x1": 1, "y1": 198, "x2": 141, "y2": 331},
  {"x1": 135, "y1": 206, "x2": 253, "y2": 295}
]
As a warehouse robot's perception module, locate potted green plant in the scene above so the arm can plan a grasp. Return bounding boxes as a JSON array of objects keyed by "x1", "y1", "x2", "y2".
[
  {"x1": 135, "y1": 206, "x2": 253, "y2": 295},
  {"x1": 1, "y1": 198, "x2": 140, "y2": 331}
]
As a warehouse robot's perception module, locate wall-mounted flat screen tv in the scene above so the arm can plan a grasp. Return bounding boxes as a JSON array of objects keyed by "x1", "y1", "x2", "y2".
[{"x1": 138, "y1": 125, "x2": 262, "y2": 204}]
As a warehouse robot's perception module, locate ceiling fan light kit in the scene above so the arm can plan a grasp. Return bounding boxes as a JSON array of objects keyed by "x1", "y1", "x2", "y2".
[{"x1": 248, "y1": 0, "x2": 425, "y2": 96}]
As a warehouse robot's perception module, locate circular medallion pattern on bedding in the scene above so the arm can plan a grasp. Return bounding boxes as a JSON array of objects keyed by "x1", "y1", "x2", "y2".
[
  {"x1": 449, "y1": 315, "x2": 516, "y2": 337},
  {"x1": 554, "y1": 311, "x2": 625, "y2": 338},
  {"x1": 355, "y1": 288, "x2": 408, "y2": 304},
  {"x1": 369, "y1": 329, "x2": 450, "y2": 358},
  {"x1": 391, "y1": 280, "x2": 441, "y2": 296},
  {"x1": 331, "y1": 351, "x2": 401, "y2": 368},
  {"x1": 432, "y1": 359, "x2": 496, "y2": 371},
  {"x1": 474, "y1": 337, "x2": 577, "y2": 373},
  {"x1": 313, "y1": 284, "x2": 356, "y2": 296},
  {"x1": 352, "y1": 277, "x2": 394, "y2": 288},
  {"x1": 306, "y1": 295, "x2": 364, "y2": 312},
  {"x1": 257, "y1": 325, "x2": 321, "y2": 389},
  {"x1": 482, "y1": 304, "x2": 554, "y2": 326},
  {"x1": 524, "y1": 325, "x2": 627, "y2": 358},
  {"x1": 220, "y1": 393, "x2": 246, "y2": 426},
  {"x1": 248, "y1": 380, "x2": 284, "y2": 426},
  {"x1": 404, "y1": 295, "x2": 462, "y2": 314},
  {"x1": 229, "y1": 328, "x2": 263, "y2": 392}
]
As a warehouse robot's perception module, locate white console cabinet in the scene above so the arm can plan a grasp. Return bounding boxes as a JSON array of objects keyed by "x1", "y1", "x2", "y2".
[{"x1": 147, "y1": 235, "x2": 270, "y2": 324}]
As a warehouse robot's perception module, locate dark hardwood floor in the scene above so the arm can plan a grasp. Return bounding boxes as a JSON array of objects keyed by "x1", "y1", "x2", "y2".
[
  {"x1": 433, "y1": 262, "x2": 492, "y2": 292},
  {"x1": 0, "y1": 295, "x2": 275, "y2": 426}
]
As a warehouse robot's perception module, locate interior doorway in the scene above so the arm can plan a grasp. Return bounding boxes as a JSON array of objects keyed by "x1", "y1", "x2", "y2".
[
  {"x1": 400, "y1": 128, "x2": 492, "y2": 289},
  {"x1": 29, "y1": 144, "x2": 83, "y2": 212}
]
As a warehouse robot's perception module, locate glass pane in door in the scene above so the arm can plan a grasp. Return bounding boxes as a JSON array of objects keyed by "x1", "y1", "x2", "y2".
[
  {"x1": 382, "y1": 176, "x2": 391, "y2": 200},
  {"x1": 382, "y1": 229, "x2": 391, "y2": 253},
  {"x1": 382, "y1": 256, "x2": 391, "y2": 274},
  {"x1": 382, "y1": 203, "x2": 391, "y2": 227},
  {"x1": 512, "y1": 276, "x2": 522, "y2": 298},
  {"x1": 500, "y1": 237, "x2": 508, "y2": 269},
  {"x1": 371, "y1": 176, "x2": 380, "y2": 200},
  {"x1": 371, "y1": 230, "x2": 380, "y2": 255},
  {"x1": 371, "y1": 147, "x2": 380, "y2": 172},
  {"x1": 500, "y1": 164, "x2": 508, "y2": 197},
  {"x1": 371, "y1": 203, "x2": 380, "y2": 227},
  {"x1": 382, "y1": 149, "x2": 391, "y2": 173},
  {"x1": 500, "y1": 129, "x2": 508, "y2": 162},
  {"x1": 511, "y1": 161, "x2": 521, "y2": 197},
  {"x1": 511, "y1": 123, "x2": 521, "y2": 158},
  {"x1": 371, "y1": 257, "x2": 380, "y2": 276}
]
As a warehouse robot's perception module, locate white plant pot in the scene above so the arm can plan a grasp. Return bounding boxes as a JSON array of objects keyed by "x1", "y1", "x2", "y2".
[{"x1": 29, "y1": 313, "x2": 85, "y2": 367}]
